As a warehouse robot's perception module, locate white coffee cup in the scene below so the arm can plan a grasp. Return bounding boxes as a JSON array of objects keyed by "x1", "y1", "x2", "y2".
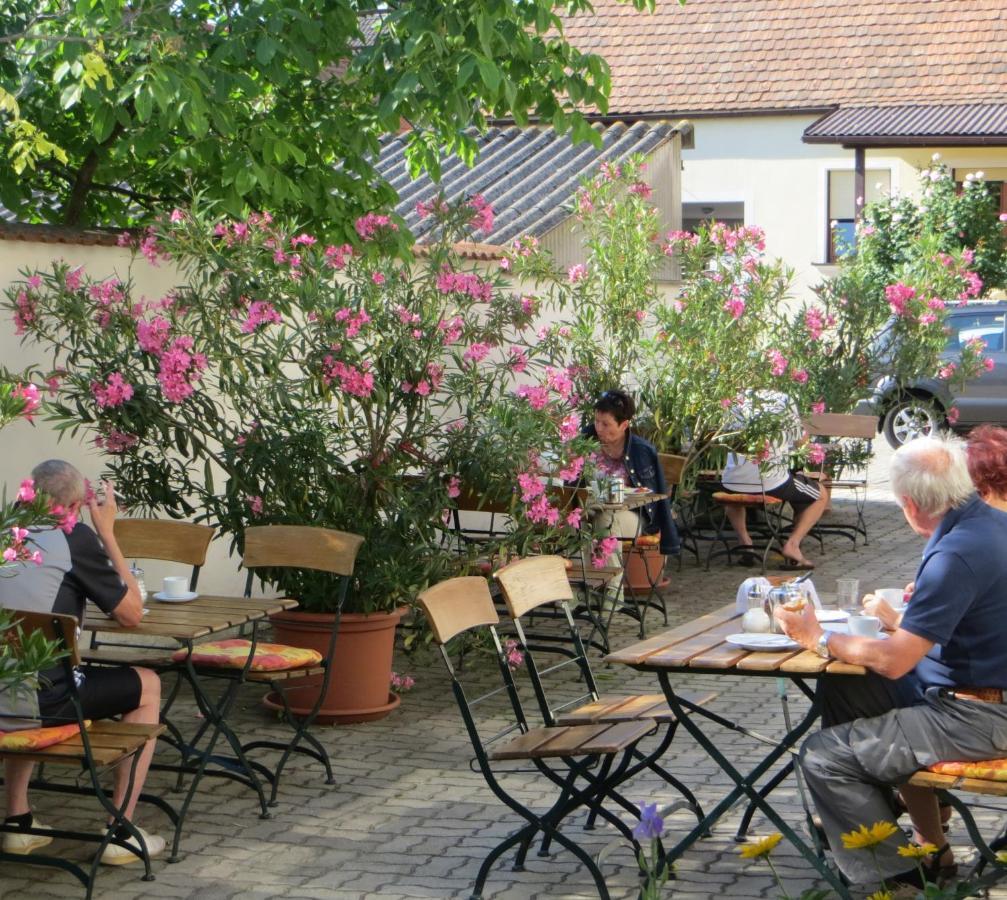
[
  {"x1": 874, "y1": 588, "x2": 906, "y2": 610},
  {"x1": 162, "y1": 576, "x2": 189, "y2": 598},
  {"x1": 848, "y1": 614, "x2": 881, "y2": 638}
]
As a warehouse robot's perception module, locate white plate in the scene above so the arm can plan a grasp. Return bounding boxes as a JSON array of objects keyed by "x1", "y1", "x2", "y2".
[
  {"x1": 725, "y1": 633, "x2": 800, "y2": 652},
  {"x1": 822, "y1": 622, "x2": 889, "y2": 638},
  {"x1": 152, "y1": 591, "x2": 198, "y2": 603},
  {"x1": 815, "y1": 609, "x2": 848, "y2": 623}
]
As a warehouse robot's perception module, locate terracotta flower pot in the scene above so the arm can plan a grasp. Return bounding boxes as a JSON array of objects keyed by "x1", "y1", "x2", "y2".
[
  {"x1": 624, "y1": 547, "x2": 668, "y2": 595},
  {"x1": 264, "y1": 606, "x2": 406, "y2": 724}
]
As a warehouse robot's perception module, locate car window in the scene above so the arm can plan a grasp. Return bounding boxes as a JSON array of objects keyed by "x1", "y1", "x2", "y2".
[{"x1": 945, "y1": 312, "x2": 1005, "y2": 353}]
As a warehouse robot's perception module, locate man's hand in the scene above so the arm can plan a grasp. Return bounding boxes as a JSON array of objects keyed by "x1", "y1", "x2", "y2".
[
  {"x1": 774, "y1": 602, "x2": 822, "y2": 651},
  {"x1": 88, "y1": 479, "x2": 119, "y2": 538},
  {"x1": 862, "y1": 594, "x2": 902, "y2": 630}
]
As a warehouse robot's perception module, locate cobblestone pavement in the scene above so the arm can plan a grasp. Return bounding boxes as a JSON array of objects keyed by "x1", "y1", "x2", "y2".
[{"x1": 4, "y1": 444, "x2": 1006, "y2": 900}]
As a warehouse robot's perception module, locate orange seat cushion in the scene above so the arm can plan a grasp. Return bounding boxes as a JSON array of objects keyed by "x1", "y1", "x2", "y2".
[
  {"x1": 712, "y1": 492, "x2": 783, "y2": 506},
  {"x1": 928, "y1": 758, "x2": 1007, "y2": 781},
  {"x1": 0, "y1": 721, "x2": 88, "y2": 751},
  {"x1": 173, "y1": 640, "x2": 322, "y2": 671}
]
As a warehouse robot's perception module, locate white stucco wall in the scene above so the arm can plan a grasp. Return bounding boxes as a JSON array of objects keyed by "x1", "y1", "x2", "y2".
[{"x1": 681, "y1": 115, "x2": 1007, "y2": 304}]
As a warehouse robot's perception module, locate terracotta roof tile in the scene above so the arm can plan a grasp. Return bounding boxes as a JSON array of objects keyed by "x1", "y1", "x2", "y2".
[{"x1": 564, "y1": 0, "x2": 1007, "y2": 115}]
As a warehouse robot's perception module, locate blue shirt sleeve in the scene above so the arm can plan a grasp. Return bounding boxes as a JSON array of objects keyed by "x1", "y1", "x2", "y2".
[{"x1": 899, "y1": 549, "x2": 977, "y2": 646}]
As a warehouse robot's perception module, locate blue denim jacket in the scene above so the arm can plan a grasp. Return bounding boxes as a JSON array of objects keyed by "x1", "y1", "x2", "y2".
[{"x1": 585, "y1": 428, "x2": 681, "y2": 556}]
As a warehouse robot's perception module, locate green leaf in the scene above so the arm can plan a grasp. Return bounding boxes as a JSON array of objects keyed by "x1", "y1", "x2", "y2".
[
  {"x1": 92, "y1": 105, "x2": 116, "y2": 142},
  {"x1": 476, "y1": 58, "x2": 501, "y2": 93},
  {"x1": 59, "y1": 83, "x2": 82, "y2": 110},
  {"x1": 135, "y1": 89, "x2": 153, "y2": 123},
  {"x1": 255, "y1": 36, "x2": 280, "y2": 66}
]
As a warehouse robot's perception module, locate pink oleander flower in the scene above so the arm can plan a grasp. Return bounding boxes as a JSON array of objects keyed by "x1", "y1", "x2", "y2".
[
  {"x1": 516, "y1": 384, "x2": 550, "y2": 410},
  {"x1": 804, "y1": 307, "x2": 826, "y2": 340},
  {"x1": 517, "y1": 471, "x2": 545, "y2": 502},
  {"x1": 628, "y1": 181, "x2": 652, "y2": 199},
  {"x1": 463, "y1": 343, "x2": 491, "y2": 364},
  {"x1": 91, "y1": 372, "x2": 135, "y2": 409},
  {"x1": 811, "y1": 401, "x2": 826, "y2": 415},
  {"x1": 885, "y1": 283, "x2": 916, "y2": 317},
  {"x1": 12, "y1": 383, "x2": 41, "y2": 421},
  {"x1": 791, "y1": 368, "x2": 809, "y2": 384},
  {"x1": 499, "y1": 257, "x2": 511, "y2": 271},
  {"x1": 559, "y1": 413, "x2": 580, "y2": 443},
  {"x1": 447, "y1": 476, "x2": 462, "y2": 499},
  {"x1": 502, "y1": 640, "x2": 524, "y2": 671},
  {"x1": 390, "y1": 671, "x2": 416, "y2": 691},
  {"x1": 414, "y1": 380, "x2": 431, "y2": 396},
  {"x1": 321, "y1": 358, "x2": 374, "y2": 398},
  {"x1": 435, "y1": 268, "x2": 493, "y2": 302},
  {"x1": 524, "y1": 494, "x2": 559, "y2": 526},
  {"x1": 426, "y1": 363, "x2": 444, "y2": 389},
  {"x1": 95, "y1": 429, "x2": 140, "y2": 454},
  {"x1": 139, "y1": 229, "x2": 168, "y2": 266},
  {"x1": 723, "y1": 297, "x2": 745, "y2": 319},
  {"x1": 64, "y1": 266, "x2": 85, "y2": 291},
  {"x1": 938, "y1": 362, "x2": 957, "y2": 380},
  {"x1": 558, "y1": 456, "x2": 585, "y2": 482},
  {"x1": 371, "y1": 272, "x2": 386, "y2": 285},
  {"x1": 137, "y1": 316, "x2": 171, "y2": 355},
  {"x1": 545, "y1": 367, "x2": 574, "y2": 400},
  {"x1": 767, "y1": 349, "x2": 788, "y2": 377},
  {"x1": 13, "y1": 289, "x2": 37, "y2": 335},
  {"x1": 437, "y1": 316, "x2": 464, "y2": 346},
  {"x1": 16, "y1": 479, "x2": 36, "y2": 503},
  {"x1": 959, "y1": 271, "x2": 983, "y2": 300},
  {"x1": 50, "y1": 503, "x2": 78, "y2": 534},
  {"x1": 508, "y1": 347, "x2": 528, "y2": 373},
  {"x1": 946, "y1": 406, "x2": 960, "y2": 425},
  {"x1": 918, "y1": 313, "x2": 937, "y2": 325},
  {"x1": 290, "y1": 233, "x2": 316, "y2": 248},
  {"x1": 246, "y1": 495, "x2": 264, "y2": 515},
  {"x1": 468, "y1": 194, "x2": 494, "y2": 233},
  {"x1": 157, "y1": 336, "x2": 208, "y2": 403},
  {"x1": 520, "y1": 295, "x2": 537, "y2": 316},
  {"x1": 354, "y1": 212, "x2": 397, "y2": 241},
  {"x1": 591, "y1": 535, "x2": 620, "y2": 569},
  {"x1": 984, "y1": 357, "x2": 996, "y2": 372},
  {"x1": 323, "y1": 243, "x2": 353, "y2": 270},
  {"x1": 567, "y1": 264, "x2": 588, "y2": 284},
  {"x1": 566, "y1": 508, "x2": 583, "y2": 529},
  {"x1": 808, "y1": 444, "x2": 827, "y2": 466},
  {"x1": 241, "y1": 300, "x2": 283, "y2": 334},
  {"x1": 169, "y1": 208, "x2": 185, "y2": 223}
]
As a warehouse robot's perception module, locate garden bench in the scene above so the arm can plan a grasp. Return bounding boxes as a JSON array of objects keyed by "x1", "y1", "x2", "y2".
[{"x1": 0, "y1": 611, "x2": 169, "y2": 899}]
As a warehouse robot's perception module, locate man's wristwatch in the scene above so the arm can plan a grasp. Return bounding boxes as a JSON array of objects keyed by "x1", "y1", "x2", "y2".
[{"x1": 813, "y1": 631, "x2": 831, "y2": 659}]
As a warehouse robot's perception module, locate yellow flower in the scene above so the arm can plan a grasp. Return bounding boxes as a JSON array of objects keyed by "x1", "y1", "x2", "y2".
[
  {"x1": 898, "y1": 842, "x2": 939, "y2": 859},
  {"x1": 738, "y1": 833, "x2": 783, "y2": 859},
  {"x1": 866, "y1": 891, "x2": 893, "y2": 900},
  {"x1": 840, "y1": 821, "x2": 900, "y2": 850}
]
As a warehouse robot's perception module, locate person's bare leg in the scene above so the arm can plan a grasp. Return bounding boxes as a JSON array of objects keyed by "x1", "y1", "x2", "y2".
[
  {"x1": 781, "y1": 489, "x2": 829, "y2": 562},
  {"x1": 899, "y1": 784, "x2": 954, "y2": 866},
  {"x1": 111, "y1": 667, "x2": 161, "y2": 821},
  {"x1": 3, "y1": 759, "x2": 34, "y2": 817},
  {"x1": 725, "y1": 506, "x2": 751, "y2": 546}
]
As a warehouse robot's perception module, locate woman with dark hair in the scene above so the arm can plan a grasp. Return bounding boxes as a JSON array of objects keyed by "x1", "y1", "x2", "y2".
[
  {"x1": 586, "y1": 389, "x2": 680, "y2": 556},
  {"x1": 966, "y1": 424, "x2": 1007, "y2": 511}
]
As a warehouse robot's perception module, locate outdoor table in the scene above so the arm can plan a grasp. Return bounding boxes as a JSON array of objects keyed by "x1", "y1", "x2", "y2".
[
  {"x1": 83, "y1": 593, "x2": 298, "y2": 859},
  {"x1": 605, "y1": 601, "x2": 865, "y2": 899},
  {"x1": 599, "y1": 490, "x2": 670, "y2": 639}
]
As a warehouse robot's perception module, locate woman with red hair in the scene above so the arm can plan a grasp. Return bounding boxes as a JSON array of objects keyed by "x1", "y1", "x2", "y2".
[{"x1": 966, "y1": 424, "x2": 1007, "y2": 510}]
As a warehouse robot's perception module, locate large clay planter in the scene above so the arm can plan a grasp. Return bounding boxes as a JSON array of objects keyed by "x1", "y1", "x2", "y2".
[
  {"x1": 264, "y1": 606, "x2": 406, "y2": 725},
  {"x1": 624, "y1": 547, "x2": 668, "y2": 595}
]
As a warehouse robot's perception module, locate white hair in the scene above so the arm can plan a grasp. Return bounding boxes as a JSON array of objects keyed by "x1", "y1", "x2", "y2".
[
  {"x1": 890, "y1": 433, "x2": 974, "y2": 517},
  {"x1": 31, "y1": 459, "x2": 86, "y2": 507}
]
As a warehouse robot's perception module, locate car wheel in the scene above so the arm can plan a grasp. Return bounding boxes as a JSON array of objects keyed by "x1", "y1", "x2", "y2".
[{"x1": 882, "y1": 397, "x2": 943, "y2": 449}]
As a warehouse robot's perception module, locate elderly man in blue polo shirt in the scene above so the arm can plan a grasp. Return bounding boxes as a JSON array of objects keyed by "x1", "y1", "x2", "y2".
[{"x1": 776, "y1": 433, "x2": 1007, "y2": 890}]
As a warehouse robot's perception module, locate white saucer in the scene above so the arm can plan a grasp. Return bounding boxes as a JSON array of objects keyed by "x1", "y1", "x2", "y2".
[
  {"x1": 815, "y1": 609, "x2": 848, "y2": 623},
  {"x1": 822, "y1": 622, "x2": 889, "y2": 638},
  {"x1": 153, "y1": 591, "x2": 198, "y2": 603},
  {"x1": 725, "y1": 633, "x2": 800, "y2": 652}
]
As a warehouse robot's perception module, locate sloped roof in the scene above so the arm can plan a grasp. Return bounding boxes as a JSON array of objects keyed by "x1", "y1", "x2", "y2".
[
  {"x1": 804, "y1": 103, "x2": 1007, "y2": 145},
  {"x1": 562, "y1": 0, "x2": 1007, "y2": 116},
  {"x1": 379, "y1": 121, "x2": 678, "y2": 245}
]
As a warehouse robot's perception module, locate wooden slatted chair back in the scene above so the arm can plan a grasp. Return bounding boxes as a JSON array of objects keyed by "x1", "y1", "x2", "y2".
[
  {"x1": 242, "y1": 525, "x2": 364, "y2": 577},
  {"x1": 658, "y1": 453, "x2": 687, "y2": 487},
  {"x1": 803, "y1": 412, "x2": 876, "y2": 440},
  {"x1": 5, "y1": 610, "x2": 79, "y2": 667},
  {"x1": 419, "y1": 576, "x2": 499, "y2": 644},
  {"x1": 496, "y1": 555, "x2": 574, "y2": 619},
  {"x1": 453, "y1": 485, "x2": 513, "y2": 515},
  {"x1": 114, "y1": 519, "x2": 215, "y2": 567}
]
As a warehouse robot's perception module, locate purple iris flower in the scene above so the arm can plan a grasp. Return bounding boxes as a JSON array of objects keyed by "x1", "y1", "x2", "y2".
[{"x1": 632, "y1": 802, "x2": 664, "y2": 841}]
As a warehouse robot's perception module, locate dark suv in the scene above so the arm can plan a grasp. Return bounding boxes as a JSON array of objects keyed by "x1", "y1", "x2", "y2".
[{"x1": 856, "y1": 302, "x2": 1007, "y2": 448}]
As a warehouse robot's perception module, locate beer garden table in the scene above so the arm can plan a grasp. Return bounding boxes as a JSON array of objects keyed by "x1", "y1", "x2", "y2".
[
  {"x1": 83, "y1": 593, "x2": 298, "y2": 860},
  {"x1": 606, "y1": 601, "x2": 866, "y2": 899}
]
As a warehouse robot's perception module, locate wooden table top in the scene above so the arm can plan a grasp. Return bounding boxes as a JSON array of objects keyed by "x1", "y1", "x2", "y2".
[
  {"x1": 83, "y1": 594, "x2": 299, "y2": 641},
  {"x1": 605, "y1": 602, "x2": 867, "y2": 676},
  {"x1": 602, "y1": 491, "x2": 669, "y2": 512}
]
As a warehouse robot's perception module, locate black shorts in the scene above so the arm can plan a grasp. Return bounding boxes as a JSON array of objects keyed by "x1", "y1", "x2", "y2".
[
  {"x1": 765, "y1": 472, "x2": 822, "y2": 510},
  {"x1": 38, "y1": 665, "x2": 142, "y2": 727}
]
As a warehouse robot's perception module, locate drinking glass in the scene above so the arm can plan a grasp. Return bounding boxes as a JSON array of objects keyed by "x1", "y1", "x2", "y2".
[{"x1": 836, "y1": 577, "x2": 860, "y2": 612}]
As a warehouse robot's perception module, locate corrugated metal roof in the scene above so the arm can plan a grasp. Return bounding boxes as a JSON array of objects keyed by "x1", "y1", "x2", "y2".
[
  {"x1": 379, "y1": 121, "x2": 678, "y2": 245},
  {"x1": 804, "y1": 103, "x2": 1007, "y2": 145}
]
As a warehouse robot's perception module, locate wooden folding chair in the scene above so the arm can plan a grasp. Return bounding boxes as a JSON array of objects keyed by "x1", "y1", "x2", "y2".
[
  {"x1": 658, "y1": 452, "x2": 699, "y2": 567},
  {"x1": 419, "y1": 575, "x2": 658, "y2": 899},
  {"x1": 496, "y1": 556, "x2": 714, "y2": 833},
  {"x1": 174, "y1": 525, "x2": 363, "y2": 809},
  {"x1": 0, "y1": 611, "x2": 169, "y2": 898}
]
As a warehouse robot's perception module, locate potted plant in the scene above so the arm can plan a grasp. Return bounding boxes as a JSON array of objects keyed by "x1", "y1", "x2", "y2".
[{"x1": 3, "y1": 199, "x2": 600, "y2": 721}]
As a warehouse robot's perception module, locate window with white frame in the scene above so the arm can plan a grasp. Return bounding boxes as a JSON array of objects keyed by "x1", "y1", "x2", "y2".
[{"x1": 827, "y1": 169, "x2": 891, "y2": 262}]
